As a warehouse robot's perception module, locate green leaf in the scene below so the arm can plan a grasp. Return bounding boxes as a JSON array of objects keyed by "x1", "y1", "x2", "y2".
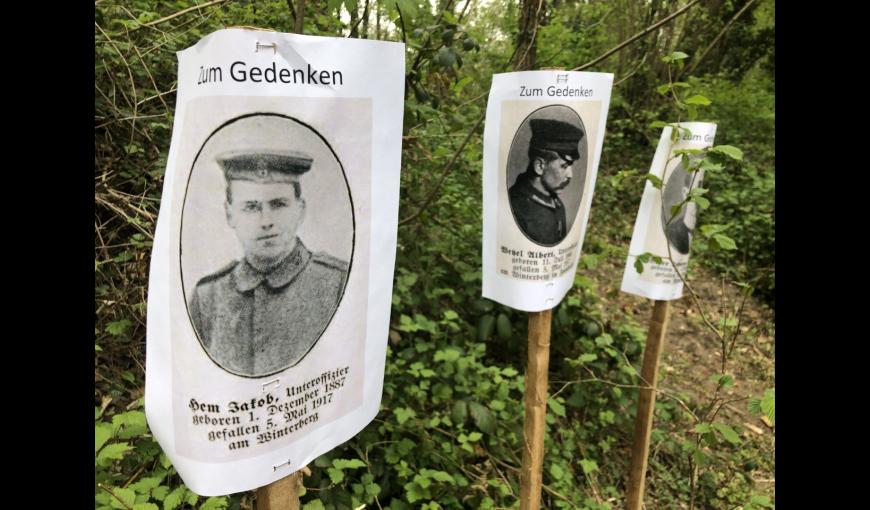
[
  {"x1": 477, "y1": 314, "x2": 495, "y2": 341},
  {"x1": 96, "y1": 442, "x2": 132, "y2": 466},
  {"x1": 549, "y1": 399, "x2": 566, "y2": 417},
  {"x1": 712, "y1": 422, "x2": 741, "y2": 444},
  {"x1": 656, "y1": 84, "x2": 670, "y2": 95},
  {"x1": 332, "y1": 458, "x2": 367, "y2": 470},
  {"x1": 645, "y1": 173, "x2": 663, "y2": 189},
  {"x1": 129, "y1": 477, "x2": 162, "y2": 494},
  {"x1": 302, "y1": 500, "x2": 326, "y2": 510},
  {"x1": 428, "y1": 470, "x2": 456, "y2": 484},
  {"x1": 108, "y1": 487, "x2": 136, "y2": 509},
  {"x1": 691, "y1": 195, "x2": 710, "y2": 209},
  {"x1": 761, "y1": 389, "x2": 775, "y2": 425},
  {"x1": 700, "y1": 224, "x2": 728, "y2": 237},
  {"x1": 579, "y1": 459, "x2": 598, "y2": 475},
  {"x1": 106, "y1": 319, "x2": 132, "y2": 336},
  {"x1": 578, "y1": 353, "x2": 597, "y2": 364},
  {"x1": 162, "y1": 487, "x2": 185, "y2": 510},
  {"x1": 133, "y1": 503, "x2": 159, "y2": 510},
  {"x1": 95, "y1": 424, "x2": 112, "y2": 454},
  {"x1": 395, "y1": 0, "x2": 418, "y2": 18},
  {"x1": 327, "y1": 467, "x2": 344, "y2": 484},
  {"x1": 496, "y1": 313, "x2": 512, "y2": 338},
  {"x1": 151, "y1": 486, "x2": 169, "y2": 501},
  {"x1": 710, "y1": 145, "x2": 743, "y2": 160},
  {"x1": 694, "y1": 423, "x2": 713, "y2": 434},
  {"x1": 684, "y1": 94, "x2": 712, "y2": 106},
  {"x1": 670, "y1": 51, "x2": 689, "y2": 60},
  {"x1": 712, "y1": 234, "x2": 737, "y2": 250},
  {"x1": 634, "y1": 258, "x2": 644, "y2": 274},
  {"x1": 549, "y1": 464, "x2": 565, "y2": 480},
  {"x1": 394, "y1": 407, "x2": 416, "y2": 425},
  {"x1": 468, "y1": 402, "x2": 495, "y2": 433},
  {"x1": 709, "y1": 374, "x2": 734, "y2": 389},
  {"x1": 452, "y1": 400, "x2": 468, "y2": 425},
  {"x1": 649, "y1": 120, "x2": 668, "y2": 129}
]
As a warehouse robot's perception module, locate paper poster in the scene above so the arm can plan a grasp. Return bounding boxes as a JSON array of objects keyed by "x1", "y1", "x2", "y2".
[
  {"x1": 621, "y1": 122, "x2": 717, "y2": 300},
  {"x1": 144, "y1": 28, "x2": 404, "y2": 496},
  {"x1": 482, "y1": 71, "x2": 613, "y2": 312}
]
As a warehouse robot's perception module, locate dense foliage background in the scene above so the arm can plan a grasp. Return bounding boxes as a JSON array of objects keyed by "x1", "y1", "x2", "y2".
[{"x1": 95, "y1": 1, "x2": 774, "y2": 509}]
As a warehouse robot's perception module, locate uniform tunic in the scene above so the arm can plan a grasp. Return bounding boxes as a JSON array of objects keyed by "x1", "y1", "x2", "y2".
[
  {"x1": 188, "y1": 240, "x2": 348, "y2": 376},
  {"x1": 508, "y1": 172, "x2": 567, "y2": 245}
]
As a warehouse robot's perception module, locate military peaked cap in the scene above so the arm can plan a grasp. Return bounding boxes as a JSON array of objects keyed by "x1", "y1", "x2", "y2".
[
  {"x1": 529, "y1": 119, "x2": 584, "y2": 160},
  {"x1": 216, "y1": 150, "x2": 313, "y2": 183}
]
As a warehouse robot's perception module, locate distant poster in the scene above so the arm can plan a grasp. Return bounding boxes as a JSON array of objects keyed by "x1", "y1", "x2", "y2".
[
  {"x1": 482, "y1": 71, "x2": 613, "y2": 311},
  {"x1": 145, "y1": 29, "x2": 405, "y2": 495},
  {"x1": 621, "y1": 122, "x2": 717, "y2": 300}
]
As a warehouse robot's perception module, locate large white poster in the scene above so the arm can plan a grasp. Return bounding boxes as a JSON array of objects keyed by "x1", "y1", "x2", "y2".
[
  {"x1": 144, "y1": 29, "x2": 405, "y2": 496},
  {"x1": 621, "y1": 122, "x2": 717, "y2": 300},
  {"x1": 482, "y1": 71, "x2": 613, "y2": 311}
]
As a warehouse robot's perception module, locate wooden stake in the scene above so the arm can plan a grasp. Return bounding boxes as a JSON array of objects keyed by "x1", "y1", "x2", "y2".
[
  {"x1": 625, "y1": 300, "x2": 672, "y2": 510},
  {"x1": 519, "y1": 309, "x2": 552, "y2": 510},
  {"x1": 256, "y1": 470, "x2": 303, "y2": 510}
]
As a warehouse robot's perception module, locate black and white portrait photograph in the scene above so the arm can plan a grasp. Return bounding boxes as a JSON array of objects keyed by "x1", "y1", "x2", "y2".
[
  {"x1": 505, "y1": 105, "x2": 588, "y2": 246},
  {"x1": 180, "y1": 113, "x2": 354, "y2": 378},
  {"x1": 661, "y1": 159, "x2": 702, "y2": 255}
]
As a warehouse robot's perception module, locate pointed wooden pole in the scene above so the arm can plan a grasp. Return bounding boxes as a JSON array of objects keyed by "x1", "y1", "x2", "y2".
[
  {"x1": 519, "y1": 309, "x2": 552, "y2": 510},
  {"x1": 256, "y1": 471, "x2": 302, "y2": 510},
  {"x1": 625, "y1": 299, "x2": 672, "y2": 510}
]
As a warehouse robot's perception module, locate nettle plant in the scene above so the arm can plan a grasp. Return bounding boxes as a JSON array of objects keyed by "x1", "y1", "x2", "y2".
[{"x1": 633, "y1": 51, "x2": 775, "y2": 510}]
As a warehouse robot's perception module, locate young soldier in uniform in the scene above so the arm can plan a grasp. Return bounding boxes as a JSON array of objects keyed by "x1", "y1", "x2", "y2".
[
  {"x1": 188, "y1": 150, "x2": 349, "y2": 377},
  {"x1": 508, "y1": 118, "x2": 584, "y2": 245}
]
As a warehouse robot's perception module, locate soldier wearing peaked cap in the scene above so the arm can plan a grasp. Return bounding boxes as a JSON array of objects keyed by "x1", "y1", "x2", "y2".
[
  {"x1": 509, "y1": 118, "x2": 584, "y2": 245},
  {"x1": 187, "y1": 150, "x2": 349, "y2": 377}
]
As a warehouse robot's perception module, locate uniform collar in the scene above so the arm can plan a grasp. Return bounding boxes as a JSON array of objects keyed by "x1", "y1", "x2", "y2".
[
  {"x1": 232, "y1": 239, "x2": 312, "y2": 292},
  {"x1": 514, "y1": 173, "x2": 562, "y2": 209}
]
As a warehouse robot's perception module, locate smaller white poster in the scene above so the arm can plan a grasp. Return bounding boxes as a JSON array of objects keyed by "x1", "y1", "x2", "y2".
[
  {"x1": 144, "y1": 28, "x2": 404, "y2": 496},
  {"x1": 482, "y1": 71, "x2": 613, "y2": 312},
  {"x1": 621, "y1": 122, "x2": 717, "y2": 300}
]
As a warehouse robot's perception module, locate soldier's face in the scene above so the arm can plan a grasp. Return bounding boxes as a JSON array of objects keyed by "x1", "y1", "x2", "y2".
[
  {"x1": 226, "y1": 180, "x2": 305, "y2": 268},
  {"x1": 539, "y1": 156, "x2": 573, "y2": 194}
]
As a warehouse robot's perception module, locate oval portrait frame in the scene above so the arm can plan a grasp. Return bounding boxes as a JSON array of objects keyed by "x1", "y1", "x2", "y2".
[
  {"x1": 661, "y1": 156, "x2": 703, "y2": 256},
  {"x1": 505, "y1": 104, "x2": 588, "y2": 247},
  {"x1": 179, "y1": 112, "x2": 355, "y2": 378}
]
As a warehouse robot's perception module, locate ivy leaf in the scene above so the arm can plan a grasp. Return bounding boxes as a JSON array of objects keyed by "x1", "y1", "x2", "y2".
[{"x1": 712, "y1": 422, "x2": 741, "y2": 444}]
